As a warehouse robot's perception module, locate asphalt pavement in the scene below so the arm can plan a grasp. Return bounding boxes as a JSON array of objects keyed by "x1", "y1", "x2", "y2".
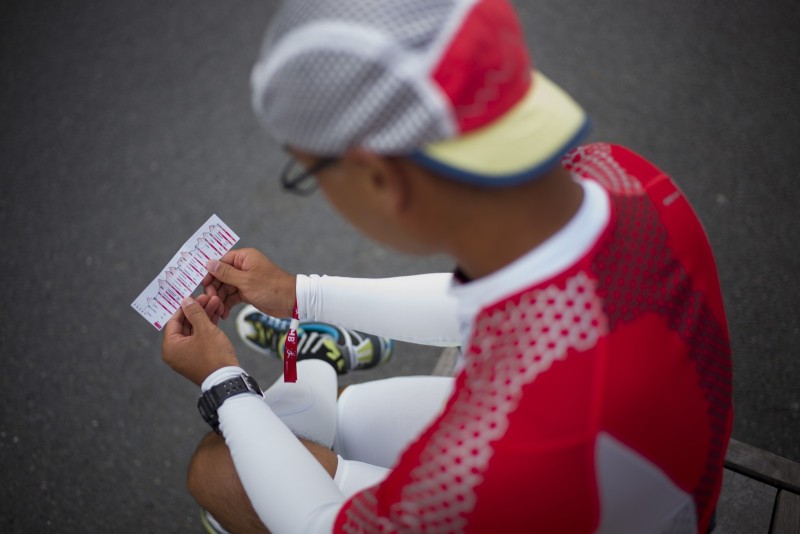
[{"x1": 1, "y1": 0, "x2": 798, "y2": 532}]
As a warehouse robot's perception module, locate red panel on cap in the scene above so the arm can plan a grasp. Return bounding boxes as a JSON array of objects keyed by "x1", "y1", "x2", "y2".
[{"x1": 432, "y1": 0, "x2": 532, "y2": 133}]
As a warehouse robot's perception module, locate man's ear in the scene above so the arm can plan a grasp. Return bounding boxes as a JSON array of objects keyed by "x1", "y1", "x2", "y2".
[{"x1": 344, "y1": 149, "x2": 411, "y2": 215}]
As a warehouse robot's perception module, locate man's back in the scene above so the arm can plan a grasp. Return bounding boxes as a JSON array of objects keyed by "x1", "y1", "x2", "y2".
[{"x1": 335, "y1": 144, "x2": 732, "y2": 533}]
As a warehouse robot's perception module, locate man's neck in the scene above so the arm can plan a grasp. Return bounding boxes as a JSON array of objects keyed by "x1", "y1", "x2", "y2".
[{"x1": 445, "y1": 166, "x2": 584, "y2": 280}]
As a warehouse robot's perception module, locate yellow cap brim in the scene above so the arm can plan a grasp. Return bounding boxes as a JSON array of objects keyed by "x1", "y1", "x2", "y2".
[{"x1": 412, "y1": 71, "x2": 589, "y2": 185}]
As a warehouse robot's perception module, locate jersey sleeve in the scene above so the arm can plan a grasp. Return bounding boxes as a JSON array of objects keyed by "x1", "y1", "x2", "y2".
[{"x1": 296, "y1": 273, "x2": 461, "y2": 347}]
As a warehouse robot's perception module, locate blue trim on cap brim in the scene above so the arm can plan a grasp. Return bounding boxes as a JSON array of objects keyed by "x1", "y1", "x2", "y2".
[{"x1": 409, "y1": 118, "x2": 592, "y2": 187}]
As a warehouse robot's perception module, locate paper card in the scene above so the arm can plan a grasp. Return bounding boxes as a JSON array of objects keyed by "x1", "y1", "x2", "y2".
[{"x1": 131, "y1": 214, "x2": 239, "y2": 330}]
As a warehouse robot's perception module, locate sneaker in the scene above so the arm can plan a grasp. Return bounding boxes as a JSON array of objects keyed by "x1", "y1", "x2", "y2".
[
  {"x1": 235, "y1": 305, "x2": 291, "y2": 356},
  {"x1": 200, "y1": 510, "x2": 229, "y2": 534},
  {"x1": 236, "y1": 305, "x2": 393, "y2": 374}
]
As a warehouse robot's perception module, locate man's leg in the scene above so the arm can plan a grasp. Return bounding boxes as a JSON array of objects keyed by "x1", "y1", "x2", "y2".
[
  {"x1": 335, "y1": 375, "x2": 454, "y2": 468},
  {"x1": 259, "y1": 359, "x2": 338, "y2": 448},
  {"x1": 188, "y1": 360, "x2": 340, "y2": 532},
  {"x1": 186, "y1": 364, "x2": 443, "y2": 531},
  {"x1": 188, "y1": 432, "x2": 338, "y2": 534}
]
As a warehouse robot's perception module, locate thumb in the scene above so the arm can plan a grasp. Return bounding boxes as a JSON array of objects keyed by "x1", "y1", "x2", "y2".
[
  {"x1": 180, "y1": 297, "x2": 212, "y2": 331},
  {"x1": 207, "y1": 259, "x2": 245, "y2": 286}
]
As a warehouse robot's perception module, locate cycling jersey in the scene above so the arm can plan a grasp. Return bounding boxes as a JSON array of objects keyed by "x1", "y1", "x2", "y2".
[
  {"x1": 211, "y1": 144, "x2": 732, "y2": 533},
  {"x1": 336, "y1": 144, "x2": 732, "y2": 533}
]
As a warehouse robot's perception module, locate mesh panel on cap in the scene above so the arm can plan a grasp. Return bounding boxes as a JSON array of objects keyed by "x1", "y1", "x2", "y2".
[
  {"x1": 265, "y1": 0, "x2": 456, "y2": 54},
  {"x1": 253, "y1": 0, "x2": 465, "y2": 155},
  {"x1": 259, "y1": 49, "x2": 449, "y2": 155}
]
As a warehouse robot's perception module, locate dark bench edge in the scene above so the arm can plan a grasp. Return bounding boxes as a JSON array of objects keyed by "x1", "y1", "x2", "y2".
[
  {"x1": 725, "y1": 439, "x2": 800, "y2": 494},
  {"x1": 770, "y1": 490, "x2": 800, "y2": 534}
]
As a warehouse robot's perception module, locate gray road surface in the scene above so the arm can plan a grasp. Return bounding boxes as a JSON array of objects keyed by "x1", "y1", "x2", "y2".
[{"x1": 1, "y1": 0, "x2": 798, "y2": 531}]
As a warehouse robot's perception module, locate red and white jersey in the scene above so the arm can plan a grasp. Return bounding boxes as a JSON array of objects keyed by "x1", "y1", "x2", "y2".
[{"x1": 335, "y1": 143, "x2": 733, "y2": 533}]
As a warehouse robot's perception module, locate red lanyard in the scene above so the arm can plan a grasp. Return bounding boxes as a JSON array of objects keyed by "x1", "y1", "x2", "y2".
[{"x1": 282, "y1": 301, "x2": 299, "y2": 382}]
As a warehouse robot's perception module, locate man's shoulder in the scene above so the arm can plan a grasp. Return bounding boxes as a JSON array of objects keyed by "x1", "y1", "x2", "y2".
[{"x1": 563, "y1": 143, "x2": 671, "y2": 193}]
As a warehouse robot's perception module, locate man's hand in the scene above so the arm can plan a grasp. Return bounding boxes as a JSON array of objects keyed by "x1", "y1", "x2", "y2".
[
  {"x1": 201, "y1": 247, "x2": 296, "y2": 320},
  {"x1": 162, "y1": 295, "x2": 239, "y2": 386}
]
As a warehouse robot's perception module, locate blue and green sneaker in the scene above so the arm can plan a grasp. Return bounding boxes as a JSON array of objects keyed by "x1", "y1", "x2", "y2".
[{"x1": 235, "y1": 305, "x2": 393, "y2": 375}]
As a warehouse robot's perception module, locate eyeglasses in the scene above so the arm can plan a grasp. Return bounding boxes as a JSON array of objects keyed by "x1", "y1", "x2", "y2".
[{"x1": 280, "y1": 157, "x2": 339, "y2": 196}]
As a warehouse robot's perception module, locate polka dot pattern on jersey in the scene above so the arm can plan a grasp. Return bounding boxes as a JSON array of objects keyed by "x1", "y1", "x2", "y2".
[
  {"x1": 563, "y1": 143, "x2": 645, "y2": 196},
  {"x1": 340, "y1": 272, "x2": 607, "y2": 533}
]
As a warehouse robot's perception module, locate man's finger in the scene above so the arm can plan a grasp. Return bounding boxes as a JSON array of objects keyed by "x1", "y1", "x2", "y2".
[
  {"x1": 220, "y1": 293, "x2": 241, "y2": 320},
  {"x1": 207, "y1": 259, "x2": 245, "y2": 287},
  {"x1": 180, "y1": 297, "x2": 212, "y2": 332},
  {"x1": 201, "y1": 272, "x2": 214, "y2": 287},
  {"x1": 162, "y1": 308, "x2": 186, "y2": 347},
  {"x1": 204, "y1": 296, "x2": 223, "y2": 322},
  {"x1": 163, "y1": 316, "x2": 181, "y2": 337}
]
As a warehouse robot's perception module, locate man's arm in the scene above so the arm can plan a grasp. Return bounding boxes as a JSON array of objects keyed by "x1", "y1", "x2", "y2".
[
  {"x1": 214, "y1": 379, "x2": 345, "y2": 533},
  {"x1": 163, "y1": 300, "x2": 348, "y2": 533},
  {"x1": 297, "y1": 273, "x2": 460, "y2": 346},
  {"x1": 202, "y1": 247, "x2": 461, "y2": 346}
]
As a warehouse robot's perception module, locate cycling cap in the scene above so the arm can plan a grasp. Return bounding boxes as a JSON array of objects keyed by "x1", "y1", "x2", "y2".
[{"x1": 251, "y1": 0, "x2": 589, "y2": 186}]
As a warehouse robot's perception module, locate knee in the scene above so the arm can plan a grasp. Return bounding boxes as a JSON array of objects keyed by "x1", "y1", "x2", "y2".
[
  {"x1": 187, "y1": 431, "x2": 227, "y2": 507},
  {"x1": 185, "y1": 432, "x2": 271, "y2": 533}
]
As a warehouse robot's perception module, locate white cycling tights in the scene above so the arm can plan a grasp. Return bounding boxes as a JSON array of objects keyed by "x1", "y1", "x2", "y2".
[{"x1": 262, "y1": 360, "x2": 454, "y2": 497}]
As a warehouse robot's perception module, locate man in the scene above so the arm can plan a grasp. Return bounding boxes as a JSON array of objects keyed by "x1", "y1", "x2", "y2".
[{"x1": 162, "y1": 0, "x2": 732, "y2": 532}]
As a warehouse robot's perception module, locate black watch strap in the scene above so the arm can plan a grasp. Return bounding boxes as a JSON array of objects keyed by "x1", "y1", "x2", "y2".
[{"x1": 197, "y1": 374, "x2": 262, "y2": 433}]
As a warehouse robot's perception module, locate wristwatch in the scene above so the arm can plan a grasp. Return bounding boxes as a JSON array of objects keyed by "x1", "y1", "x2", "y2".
[{"x1": 197, "y1": 373, "x2": 262, "y2": 434}]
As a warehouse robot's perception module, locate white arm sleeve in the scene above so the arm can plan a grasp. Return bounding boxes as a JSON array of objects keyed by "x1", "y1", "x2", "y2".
[
  {"x1": 205, "y1": 367, "x2": 345, "y2": 533},
  {"x1": 296, "y1": 273, "x2": 460, "y2": 347}
]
